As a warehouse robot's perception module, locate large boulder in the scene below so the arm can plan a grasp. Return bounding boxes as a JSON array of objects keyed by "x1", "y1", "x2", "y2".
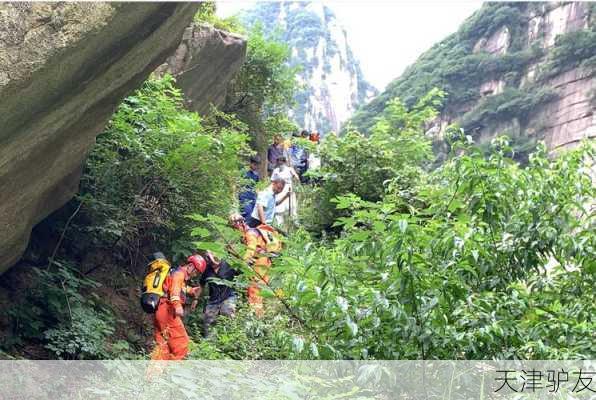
[
  {"x1": 0, "y1": 2, "x2": 200, "y2": 274},
  {"x1": 155, "y1": 23, "x2": 247, "y2": 115}
]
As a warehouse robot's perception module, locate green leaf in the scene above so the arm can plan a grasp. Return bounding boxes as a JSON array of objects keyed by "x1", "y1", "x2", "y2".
[
  {"x1": 193, "y1": 241, "x2": 226, "y2": 255},
  {"x1": 190, "y1": 227, "x2": 210, "y2": 238}
]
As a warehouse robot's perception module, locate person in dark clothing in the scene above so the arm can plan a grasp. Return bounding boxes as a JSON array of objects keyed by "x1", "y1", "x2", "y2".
[
  {"x1": 290, "y1": 131, "x2": 309, "y2": 183},
  {"x1": 267, "y1": 134, "x2": 287, "y2": 175},
  {"x1": 192, "y1": 252, "x2": 240, "y2": 337},
  {"x1": 239, "y1": 155, "x2": 260, "y2": 220}
]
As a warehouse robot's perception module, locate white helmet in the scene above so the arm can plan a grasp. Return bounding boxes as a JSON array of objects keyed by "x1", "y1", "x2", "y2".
[{"x1": 229, "y1": 212, "x2": 244, "y2": 225}]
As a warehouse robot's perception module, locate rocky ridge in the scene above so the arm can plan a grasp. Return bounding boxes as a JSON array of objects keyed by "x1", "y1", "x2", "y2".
[
  {"x1": 155, "y1": 23, "x2": 247, "y2": 115},
  {"x1": 352, "y1": 2, "x2": 595, "y2": 155},
  {"x1": 242, "y1": 1, "x2": 377, "y2": 133}
]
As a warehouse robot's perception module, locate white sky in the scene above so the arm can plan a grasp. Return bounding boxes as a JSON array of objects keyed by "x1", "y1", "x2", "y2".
[{"x1": 217, "y1": 1, "x2": 482, "y2": 90}]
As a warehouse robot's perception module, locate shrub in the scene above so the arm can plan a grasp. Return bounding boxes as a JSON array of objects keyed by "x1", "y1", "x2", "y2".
[
  {"x1": 225, "y1": 25, "x2": 298, "y2": 170},
  {"x1": 273, "y1": 137, "x2": 595, "y2": 359},
  {"x1": 539, "y1": 29, "x2": 596, "y2": 79},
  {"x1": 349, "y1": 2, "x2": 591, "y2": 135},
  {"x1": 304, "y1": 90, "x2": 442, "y2": 233},
  {"x1": 194, "y1": 1, "x2": 244, "y2": 33},
  {"x1": 4, "y1": 261, "x2": 129, "y2": 359},
  {"x1": 460, "y1": 86, "x2": 558, "y2": 131},
  {"x1": 186, "y1": 304, "x2": 297, "y2": 360},
  {"x1": 79, "y1": 75, "x2": 250, "y2": 264},
  {"x1": 44, "y1": 306, "x2": 116, "y2": 360}
]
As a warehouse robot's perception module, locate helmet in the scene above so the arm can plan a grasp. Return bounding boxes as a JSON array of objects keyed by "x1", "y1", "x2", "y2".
[
  {"x1": 229, "y1": 213, "x2": 244, "y2": 225},
  {"x1": 187, "y1": 255, "x2": 206, "y2": 273}
]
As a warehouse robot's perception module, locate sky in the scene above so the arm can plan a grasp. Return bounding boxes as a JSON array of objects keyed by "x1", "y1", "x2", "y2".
[{"x1": 216, "y1": 1, "x2": 482, "y2": 91}]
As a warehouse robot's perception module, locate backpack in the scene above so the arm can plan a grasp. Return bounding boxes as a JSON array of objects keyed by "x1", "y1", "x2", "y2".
[
  {"x1": 253, "y1": 224, "x2": 283, "y2": 255},
  {"x1": 140, "y1": 252, "x2": 172, "y2": 314}
]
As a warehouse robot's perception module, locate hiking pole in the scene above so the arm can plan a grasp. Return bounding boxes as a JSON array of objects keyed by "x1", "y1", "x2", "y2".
[
  {"x1": 276, "y1": 227, "x2": 288, "y2": 237},
  {"x1": 288, "y1": 186, "x2": 293, "y2": 234}
]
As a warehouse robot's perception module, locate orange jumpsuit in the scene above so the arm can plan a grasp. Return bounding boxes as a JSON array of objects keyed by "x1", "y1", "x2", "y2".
[
  {"x1": 151, "y1": 269, "x2": 199, "y2": 360},
  {"x1": 243, "y1": 229, "x2": 271, "y2": 318}
]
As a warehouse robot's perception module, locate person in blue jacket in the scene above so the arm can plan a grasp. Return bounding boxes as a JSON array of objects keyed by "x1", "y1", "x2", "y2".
[
  {"x1": 289, "y1": 131, "x2": 309, "y2": 182},
  {"x1": 239, "y1": 156, "x2": 260, "y2": 220}
]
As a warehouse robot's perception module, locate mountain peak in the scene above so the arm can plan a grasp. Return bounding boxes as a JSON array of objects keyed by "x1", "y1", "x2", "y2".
[{"x1": 242, "y1": 1, "x2": 377, "y2": 133}]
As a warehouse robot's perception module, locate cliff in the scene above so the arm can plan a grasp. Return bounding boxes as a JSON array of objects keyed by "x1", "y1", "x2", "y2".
[
  {"x1": 0, "y1": 3, "x2": 249, "y2": 274},
  {"x1": 351, "y1": 2, "x2": 595, "y2": 155},
  {"x1": 242, "y1": 1, "x2": 377, "y2": 133},
  {"x1": 155, "y1": 23, "x2": 247, "y2": 115}
]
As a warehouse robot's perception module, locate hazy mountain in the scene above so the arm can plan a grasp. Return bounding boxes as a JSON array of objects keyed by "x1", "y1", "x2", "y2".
[
  {"x1": 351, "y1": 2, "x2": 595, "y2": 158},
  {"x1": 242, "y1": 1, "x2": 378, "y2": 133}
]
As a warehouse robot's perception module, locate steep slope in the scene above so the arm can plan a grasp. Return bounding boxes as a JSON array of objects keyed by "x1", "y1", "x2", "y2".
[
  {"x1": 351, "y1": 2, "x2": 595, "y2": 154},
  {"x1": 242, "y1": 1, "x2": 377, "y2": 133}
]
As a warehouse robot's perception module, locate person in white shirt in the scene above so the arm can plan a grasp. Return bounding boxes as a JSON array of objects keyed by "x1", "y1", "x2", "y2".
[
  {"x1": 246, "y1": 174, "x2": 286, "y2": 228},
  {"x1": 272, "y1": 155, "x2": 299, "y2": 228}
]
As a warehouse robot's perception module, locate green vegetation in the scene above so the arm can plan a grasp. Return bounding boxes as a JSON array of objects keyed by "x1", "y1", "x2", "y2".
[
  {"x1": 303, "y1": 89, "x2": 443, "y2": 233},
  {"x1": 2, "y1": 75, "x2": 251, "y2": 359},
  {"x1": 274, "y1": 134, "x2": 594, "y2": 359},
  {"x1": 186, "y1": 305, "x2": 299, "y2": 360},
  {"x1": 1, "y1": 20, "x2": 297, "y2": 360},
  {"x1": 194, "y1": 1, "x2": 244, "y2": 33},
  {"x1": 350, "y1": 2, "x2": 594, "y2": 143},
  {"x1": 195, "y1": 92, "x2": 595, "y2": 360},
  {"x1": 81, "y1": 75, "x2": 249, "y2": 263},
  {"x1": 4, "y1": 88, "x2": 594, "y2": 362},
  {"x1": 461, "y1": 86, "x2": 558, "y2": 131},
  {"x1": 532, "y1": 2, "x2": 596, "y2": 80},
  {"x1": 6, "y1": 263, "x2": 135, "y2": 359},
  {"x1": 2, "y1": 4, "x2": 594, "y2": 364},
  {"x1": 539, "y1": 29, "x2": 596, "y2": 79},
  {"x1": 225, "y1": 25, "x2": 299, "y2": 171},
  {"x1": 349, "y1": 4, "x2": 549, "y2": 134},
  {"x1": 539, "y1": 1, "x2": 596, "y2": 78}
]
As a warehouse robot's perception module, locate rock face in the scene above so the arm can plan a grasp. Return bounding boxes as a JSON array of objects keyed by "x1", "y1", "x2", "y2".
[
  {"x1": 532, "y1": 68, "x2": 595, "y2": 152},
  {"x1": 242, "y1": 1, "x2": 377, "y2": 133},
  {"x1": 154, "y1": 23, "x2": 247, "y2": 115},
  {"x1": 0, "y1": 2, "x2": 200, "y2": 274},
  {"x1": 468, "y1": 2, "x2": 595, "y2": 153},
  {"x1": 351, "y1": 2, "x2": 595, "y2": 155}
]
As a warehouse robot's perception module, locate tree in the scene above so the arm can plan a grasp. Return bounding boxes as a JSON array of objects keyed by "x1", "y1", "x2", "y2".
[
  {"x1": 226, "y1": 25, "x2": 299, "y2": 176},
  {"x1": 303, "y1": 90, "x2": 443, "y2": 233}
]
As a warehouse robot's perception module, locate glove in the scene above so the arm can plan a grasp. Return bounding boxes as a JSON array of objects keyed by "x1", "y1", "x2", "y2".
[{"x1": 175, "y1": 305, "x2": 184, "y2": 318}]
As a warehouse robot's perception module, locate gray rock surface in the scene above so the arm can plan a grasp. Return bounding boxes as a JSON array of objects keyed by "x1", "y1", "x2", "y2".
[
  {"x1": 473, "y1": 26, "x2": 510, "y2": 55},
  {"x1": 440, "y1": 2, "x2": 594, "y2": 153},
  {"x1": 538, "y1": 68, "x2": 595, "y2": 151},
  {"x1": 0, "y1": 2, "x2": 200, "y2": 273},
  {"x1": 155, "y1": 23, "x2": 247, "y2": 115}
]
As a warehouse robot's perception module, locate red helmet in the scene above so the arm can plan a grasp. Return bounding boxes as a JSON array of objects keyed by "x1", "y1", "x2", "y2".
[{"x1": 187, "y1": 255, "x2": 206, "y2": 273}]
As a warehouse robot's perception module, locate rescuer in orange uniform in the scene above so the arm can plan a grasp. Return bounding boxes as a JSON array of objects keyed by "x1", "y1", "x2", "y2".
[
  {"x1": 229, "y1": 213, "x2": 272, "y2": 318},
  {"x1": 151, "y1": 255, "x2": 206, "y2": 360}
]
